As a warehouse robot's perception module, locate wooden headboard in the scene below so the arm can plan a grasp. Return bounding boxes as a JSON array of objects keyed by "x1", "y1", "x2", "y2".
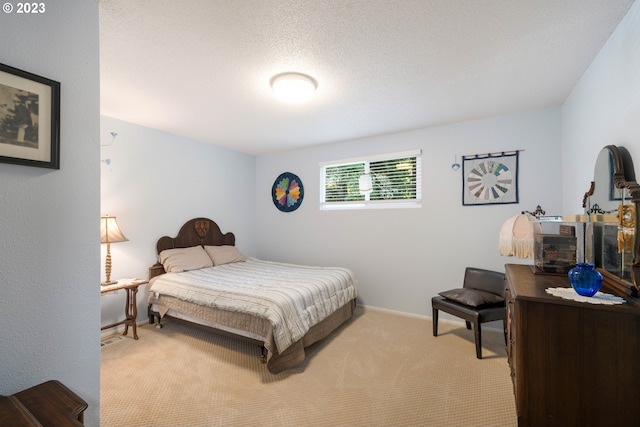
[{"x1": 149, "y1": 218, "x2": 236, "y2": 279}]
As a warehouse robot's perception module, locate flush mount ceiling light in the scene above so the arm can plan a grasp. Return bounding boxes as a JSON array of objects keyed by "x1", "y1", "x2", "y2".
[{"x1": 270, "y1": 72, "x2": 317, "y2": 103}]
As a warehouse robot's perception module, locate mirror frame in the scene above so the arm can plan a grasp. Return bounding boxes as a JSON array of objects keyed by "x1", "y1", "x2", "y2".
[{"x1": 583, "y1": 145, "x2": 640, "y2": 297}]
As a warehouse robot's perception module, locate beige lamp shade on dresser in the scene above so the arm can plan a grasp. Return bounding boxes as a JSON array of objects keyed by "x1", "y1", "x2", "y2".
[{"x1": 499, "y1": 213, "x2": 541, "y2": 259}]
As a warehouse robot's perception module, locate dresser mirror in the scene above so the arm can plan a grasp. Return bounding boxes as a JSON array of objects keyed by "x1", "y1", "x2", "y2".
[{"x1": 584, "y1": 145, "x2": 640, "y2": 296}]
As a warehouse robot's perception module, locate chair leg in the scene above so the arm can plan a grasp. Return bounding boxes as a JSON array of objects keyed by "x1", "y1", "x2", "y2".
[
  {"x1": 432, "y1": 307, "x2": 439, "y2": 336},
  {"x1": 474, "y1": 321, "x2": 482, "y2": 359},
  {"x1": 465, "y1": 321, "x2": 472, "y2": 330}
]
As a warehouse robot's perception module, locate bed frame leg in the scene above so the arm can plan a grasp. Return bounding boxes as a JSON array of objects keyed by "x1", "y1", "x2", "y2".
[
  {"x1": 260, "y1": 346, "x2": 267, "y2": 363},
  {"x1": 147, "y1": 305, "x2": 163, "y2": 329}
]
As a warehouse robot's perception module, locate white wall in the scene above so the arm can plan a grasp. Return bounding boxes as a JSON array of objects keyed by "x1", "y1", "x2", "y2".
[
  {"x1": 562, "y1": 0, "x2": 640, "y2": 213},
  {"x1": 253, "y1": 1, "x2": 640, "y2": 319},
  {"x1": 0, "y1": 3, "x2": 101, "y2": 425},
  {"x1": 256, "y1": 107, "x2": 562, "y2": 316},
  {"x1": 100, "y1": 116, "x2": 256, "y2": 330}
]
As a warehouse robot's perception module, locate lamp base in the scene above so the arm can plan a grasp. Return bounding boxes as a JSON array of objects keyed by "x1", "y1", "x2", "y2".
[{"x1": 101, "y1": 280, "x2": 118, "y2": 287}]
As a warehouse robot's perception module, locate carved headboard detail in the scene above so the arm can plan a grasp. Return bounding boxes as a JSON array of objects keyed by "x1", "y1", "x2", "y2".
[
  {"x1": 194, "y1": 219, "x2": 210, "y2": 243},
  {"x1": 155, "y1": 217, "x2": 236, "y2": 255},
  {"x1": 149, "y1": 218, "x2": 236, "y2": 279}
]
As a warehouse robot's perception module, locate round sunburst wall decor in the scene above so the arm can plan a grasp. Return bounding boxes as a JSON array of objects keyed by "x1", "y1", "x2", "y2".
[
  {"x1": 462, "y1": 151, "x2": 519, "y2": 206},
  {"x1": 272, "y1": 171, "x2": 304, "y2": 212},
  {"x1": 466, "y1": 160, "x2": 512, "y2": 201}
]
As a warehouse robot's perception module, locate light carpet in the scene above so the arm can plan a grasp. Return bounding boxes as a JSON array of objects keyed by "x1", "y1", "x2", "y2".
[{"x1": 101, "y1": 306, "x2": 517, "y2": 427}]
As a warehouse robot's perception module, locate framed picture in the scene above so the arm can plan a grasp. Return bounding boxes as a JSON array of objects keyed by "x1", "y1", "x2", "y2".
[
  {"x1": 0, "y1": 63, "x2": 60, "y2": 169},
  {"x1": 462, "y1": 151, "x2": 519, "y2": 206}
]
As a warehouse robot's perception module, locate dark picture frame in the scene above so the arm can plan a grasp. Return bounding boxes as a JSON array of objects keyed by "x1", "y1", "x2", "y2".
[{"x1": 0, "y1": 63, "x2": 60, "y2": 169}]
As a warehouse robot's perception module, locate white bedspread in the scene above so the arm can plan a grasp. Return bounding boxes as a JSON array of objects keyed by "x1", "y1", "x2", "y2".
[{"x1": 149, "y1": 258, "x2": 358, "y2": 352}]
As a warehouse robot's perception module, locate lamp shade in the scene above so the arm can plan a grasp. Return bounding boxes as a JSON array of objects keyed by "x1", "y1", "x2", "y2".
[
  {"x1": 100, "y1": 216, "x2": 128, "y2": 244},
  {"x1": 498, "y1": 213, "x2": 541, "y2": 259},
  {"x1": 270, "y1": 72, "x2": 317, "y2": 103}
]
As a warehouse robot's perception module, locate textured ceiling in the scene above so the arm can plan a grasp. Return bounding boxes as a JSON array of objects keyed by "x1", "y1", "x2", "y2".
[{"x1": 99, "y1": 0, "x2": 635, "y2": 155}]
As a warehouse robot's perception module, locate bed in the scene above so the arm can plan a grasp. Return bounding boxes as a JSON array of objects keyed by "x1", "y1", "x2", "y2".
[{"x1": 147, "y1": 218, "x2": 358, "y2": 373}]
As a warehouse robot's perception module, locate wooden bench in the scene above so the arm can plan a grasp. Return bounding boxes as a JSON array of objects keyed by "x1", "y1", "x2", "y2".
[{"x1": 0, "y1": 380, "x2": 87, "y2": 426}]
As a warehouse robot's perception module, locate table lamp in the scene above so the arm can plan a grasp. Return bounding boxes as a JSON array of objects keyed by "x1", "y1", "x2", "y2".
[{"x1": 101, "y1": 215, "x2": 128, "y2": 286}]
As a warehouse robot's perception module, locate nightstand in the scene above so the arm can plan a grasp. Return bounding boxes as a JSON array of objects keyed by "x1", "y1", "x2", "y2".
[{"x1": 101, "y1": 279, "x2": 148, "y2": 340}]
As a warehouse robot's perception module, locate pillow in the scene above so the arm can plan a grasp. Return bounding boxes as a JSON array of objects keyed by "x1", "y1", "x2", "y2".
[
  {"x1": 204, "y1": 245, "x2": 246, "y2": 266},
  {"x1": 159, "y1": 246, "x2": 213, "y2": 273},
  {"x1": 438, "y1": 288, "x2": 504, "y2": 307}
]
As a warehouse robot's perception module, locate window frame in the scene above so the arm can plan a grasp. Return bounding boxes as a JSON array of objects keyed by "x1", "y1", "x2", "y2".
[{"x1": 319, "y1": 149, "x2": 422, "y2": 211}]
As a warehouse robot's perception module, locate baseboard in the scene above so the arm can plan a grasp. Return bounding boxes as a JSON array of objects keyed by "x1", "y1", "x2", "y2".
[
  {"x1": 100, "y1": 305, "x2": 503, "y2": 340},
  {"x1": 100, "y1": 319, "x2": 150, "y2": 339},
  {"x1": 361, "y1": 304, "x2": 504, "y2": 330},
  {"x1": 361, "y1": 304, "x2": 463, "y2": 326},
  {"x1": 361, "y1": 304, "x2": 431, "y2": 321}
]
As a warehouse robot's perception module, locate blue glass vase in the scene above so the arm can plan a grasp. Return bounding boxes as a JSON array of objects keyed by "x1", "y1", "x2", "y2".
[{"x1": 568, "y1": 263, "x2": 603, "y2": 297}]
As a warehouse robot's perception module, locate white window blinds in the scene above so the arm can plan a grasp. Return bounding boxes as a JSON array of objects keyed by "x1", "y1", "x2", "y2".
[{"x1": 320, "y1": 149, "x2": 422, "y2": 210}]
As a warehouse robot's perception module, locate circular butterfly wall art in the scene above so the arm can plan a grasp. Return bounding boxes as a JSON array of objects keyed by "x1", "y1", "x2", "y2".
[{"x1": 272, "y1": 171, "x2": 304, "y2": 212}]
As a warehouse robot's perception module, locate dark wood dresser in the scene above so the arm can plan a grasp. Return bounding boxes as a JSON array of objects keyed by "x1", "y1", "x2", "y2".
[
  {"x1": 505, "y1": 264, "x2": 640, "y2": 427},
  {"x1": 0, "y1": 380, "x2": 87, "y2": 426}
]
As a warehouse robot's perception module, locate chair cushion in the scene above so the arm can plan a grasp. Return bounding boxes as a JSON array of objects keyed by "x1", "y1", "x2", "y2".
[{"x1": 438, "y1": 288, "x2": 504, "y2": 307}]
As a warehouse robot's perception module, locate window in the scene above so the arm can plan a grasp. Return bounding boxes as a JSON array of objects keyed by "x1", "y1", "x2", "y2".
[{"x1": 320, "y1": 150, "x2": 422, "y2": 210}]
